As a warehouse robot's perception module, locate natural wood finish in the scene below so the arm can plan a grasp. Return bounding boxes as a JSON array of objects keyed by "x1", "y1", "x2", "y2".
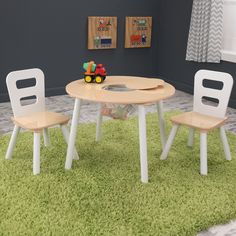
[
  {"x1": 66, "y1": 76, "x2": 175, "y2": 104},
  {"x1": 98, "y1": 76, "x2": 164, "y2": 90},
  {"x1": 88, "y1": 16, "x2": 117, "y2": 50},
  {"x1": 12, "y1": 111, "x2": 70, "y2": 132},
  {"x1": 171, "y1": 111, "x2": 227, "y2": 132},
  {"x1": 125, "y1": 16, "x2": 152, "y2": 48}
]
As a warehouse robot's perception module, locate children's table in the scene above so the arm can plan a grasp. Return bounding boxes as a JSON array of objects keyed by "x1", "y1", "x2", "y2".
[{"x1": 65, "y1": 76, "x2": 175, "y2": 183}]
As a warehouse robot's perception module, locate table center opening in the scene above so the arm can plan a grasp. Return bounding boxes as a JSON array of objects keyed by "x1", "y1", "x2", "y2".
[{"x1": 102, "y1": 84, "x2": 134, "y2": 92}]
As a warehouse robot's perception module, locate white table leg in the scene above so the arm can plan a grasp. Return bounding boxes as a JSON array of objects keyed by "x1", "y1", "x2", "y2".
[
  {"x1": 61, "y1": 125, "x2": 79, "y2": 160},
  {"x1": 96, "y1": 103, "x2": 103, "y2": 142},
  {"x1": 65, "y1": 98, "x2": 82, "y2": 170},
  {"x1": 157, "y1": 101, "x2": 166, "y2": 150},
  {"x1": 138, "y1": 105, "x2": 148, "y2": 183}
]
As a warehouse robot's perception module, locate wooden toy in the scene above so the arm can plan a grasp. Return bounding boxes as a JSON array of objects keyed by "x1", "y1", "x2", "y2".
[{"x1": 83, "y1": 61, "x2": 107, "y2": 83}]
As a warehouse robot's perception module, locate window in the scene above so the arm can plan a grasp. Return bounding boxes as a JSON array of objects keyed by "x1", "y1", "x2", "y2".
[{"x1": 221, "y1": 0, "x2": 236, "y2": 63}]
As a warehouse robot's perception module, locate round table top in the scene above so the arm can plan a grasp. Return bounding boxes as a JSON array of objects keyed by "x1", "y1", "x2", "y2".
[{"x1": 66, "y1": 76, "x2": 175, "y2": 104}]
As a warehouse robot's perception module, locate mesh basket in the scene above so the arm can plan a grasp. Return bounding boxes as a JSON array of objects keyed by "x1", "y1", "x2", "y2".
[
  {"x1": 101, "y1": 84, "x2": 136, "y2": 119},
  {"x1": 101, "y1": 104, "x2": 136, "y2": 120}
]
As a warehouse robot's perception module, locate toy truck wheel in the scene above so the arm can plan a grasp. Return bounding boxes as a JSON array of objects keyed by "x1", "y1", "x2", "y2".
[
  {"x1": 95, "y1": 75, "x2": 103, "y2": 84},
  {"x1": 85, "y1": 75, "x2": 93, "y2": 83}
]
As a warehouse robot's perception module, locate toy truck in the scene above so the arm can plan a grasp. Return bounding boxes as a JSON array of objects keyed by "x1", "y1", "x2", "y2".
[{"x1": 83, "y1": 61, "x2": 107, "y2": 83}]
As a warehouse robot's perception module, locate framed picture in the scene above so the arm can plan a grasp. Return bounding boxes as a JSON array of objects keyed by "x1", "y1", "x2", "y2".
[
  {"x1": 125, "y1": 16, "x2": 152, "y2": 48},
  {"x1": 88, "y1": 16, "x2": 117, "y2": 50}
]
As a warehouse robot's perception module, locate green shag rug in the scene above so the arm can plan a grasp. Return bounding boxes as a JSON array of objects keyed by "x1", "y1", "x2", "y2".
[{"x1": 0, "y1": 112, "x2": 236, "y2": 236}]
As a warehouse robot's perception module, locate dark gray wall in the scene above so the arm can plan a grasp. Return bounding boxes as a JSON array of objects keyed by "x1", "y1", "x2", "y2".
[
  {"x1": 0, "y1": 0, "x2": 159, "y2": 102},
  {"x1": 156, "y1": 0, "x2": 236, "y2": 107},
  {"x1": 1, "y1": 0, "x2": 236, "y2": 107}
]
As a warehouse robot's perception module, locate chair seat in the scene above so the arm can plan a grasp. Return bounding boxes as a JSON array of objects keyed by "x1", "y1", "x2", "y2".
[
  {"x1": 171, "y1": 111, "x2": 227, "y2": 132},
  {"x1": 12, "y1": 111, "x2": 70, "y2": 132}
]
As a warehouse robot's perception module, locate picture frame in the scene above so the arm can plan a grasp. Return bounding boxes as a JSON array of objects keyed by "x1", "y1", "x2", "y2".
[
  {"x1": 125, "y1": 16, "x2": 152, "y2": 48},
  {"x1": 88, "y1": 16, "x2": 117, "y2": 50}
]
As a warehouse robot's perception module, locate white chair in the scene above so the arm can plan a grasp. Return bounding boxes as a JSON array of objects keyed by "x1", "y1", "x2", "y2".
[
  {"x1": 160, "y1": 70, "x2": 233, "y2": 175},
  {"x1": 6, "y1": 68, "x2": 78, "y2": 175}
]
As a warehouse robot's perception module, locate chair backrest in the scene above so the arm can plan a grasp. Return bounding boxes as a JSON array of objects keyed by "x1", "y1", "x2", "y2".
[
  {"x1": 6, "y1": 68, "x2": 45, "y2": 117},
  {"x1": 193, "y1": 70, "x2": 233, "y2": 119}
]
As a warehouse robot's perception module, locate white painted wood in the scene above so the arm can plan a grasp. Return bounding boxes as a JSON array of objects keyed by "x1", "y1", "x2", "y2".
[
  {"x1": 200, "y1": 132, "x2": 208, "y2": 175},
  {"x1": 6, "y1": 68, "x2": 71, "y2": 175},
  {"x1": 160, "y1": 124, "x2": 179, "y2": 160},
  {"x1": 96, "y1": 103, "x2": 103, "y2": 142},
  {"x1": 193, "y1": 70, "x2": 233, "y2": 119},
  {"x1": 60, "y1": 125, "x2": 79, "y2": 160},
  {"x1": 43, "y1": 128, "x2": 50, "y2": 147},
  {"x1": 138, "y1": 105, "x2": 148, "y2": 183},
  {"x1": 220, "y1": 126, "x2": 231, "y2": 161},
  {"x1": 5, "y1": 125, "x2": 21, "y2": 159},
  {"x1": 161, "y1": 70, "x2": 233, "y2": 175},
  {"x1": 33, "y1": 132, "x2": 41, "y2": 175},
  {"x1": 221, "y1": 50, "x2": 236, "y2": 63},
  {"x1": 65, "y1": 98, "x2": 82, "y2": 169},
  {"x1": 187, "y1": 128, "x2": 195, "y2": 147},
  {"x1": 222, "y1": 0, "x2": 236, "y2": 63},
  {"x1": 224, "y1": 0, "x2": 236, "y2": 3},
  {"x1": 6, "y1": 68, "x2": 45, "y2": 117},
  {"x1": 156, "y1": 101, "x2": 166, "y2": 150}
]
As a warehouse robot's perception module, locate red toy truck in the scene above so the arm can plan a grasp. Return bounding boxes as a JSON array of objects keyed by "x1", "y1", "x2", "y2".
[{"x1": 83, "y1": 61, "x2": 107, "y2": 83}]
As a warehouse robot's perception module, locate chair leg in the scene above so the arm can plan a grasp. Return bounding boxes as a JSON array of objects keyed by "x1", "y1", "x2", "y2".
[
  {"x1": 5, "y1": 125, "x2": 21, "y2": 159},
  {"x1": 200, "y1": 132, "x2": 207, "y2": 175},
  {"x1": 138, "y1": 105, "x2": 148, "y2": 183},
  {"x1": 43, "y1": 128, "x2": 50, "y2": 147},
  {"x1": 96, "y1": 103, "x2": 103, "y2": 142},
  {"x1": 160, "y1": 124, "x2": 179, "y2": 160},
  {"x1": 157, "y1": 101, "x2": 167, "y2": 150},
  {"x1": 60, "y1": 125, "x2": 79, "y2": 160},
  {"x1": 220, "y1": 126, "x2": 231, "y2": 161},
  {"x1": 187, "y1": 128, "x2": 195, "y2": 147},
  {"x1": 33, "y1": 132, "x2": 41, "y2": 175}
]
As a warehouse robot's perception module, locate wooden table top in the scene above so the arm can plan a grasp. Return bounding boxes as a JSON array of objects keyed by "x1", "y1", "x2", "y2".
[{"x1": 66, "y1": 76, "x2": 175, "y2": 104}]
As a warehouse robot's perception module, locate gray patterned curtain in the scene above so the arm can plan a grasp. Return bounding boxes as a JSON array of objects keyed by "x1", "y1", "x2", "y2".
[{"x1": 186, "y1": 0, "x2": 224, "y2": 63}]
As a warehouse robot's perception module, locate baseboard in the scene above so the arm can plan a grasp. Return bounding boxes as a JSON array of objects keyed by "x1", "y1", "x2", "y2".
[{"x1": 1, "y1": 81, "x2": 236, "y2": 109}]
